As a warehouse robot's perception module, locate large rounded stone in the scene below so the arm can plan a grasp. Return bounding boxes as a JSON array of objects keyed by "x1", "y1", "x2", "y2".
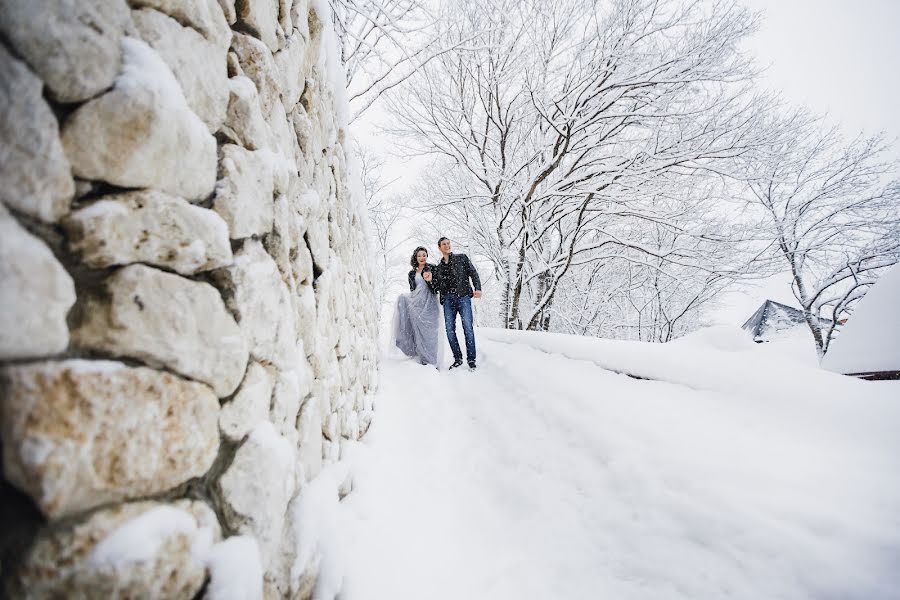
[
  {"x1": 213, "y1": 144, "x2": 275, "y2": 239},
  {"x1": 133, "y1": 8, "x2": 230, "y2": 132},
  {"x1": 219, "y1": 361, "x2": 275, "y2": 443},
  {"x1": 211, "y1": 240, "x2": 297, "y2": 369},
  {"x1": 222, "y1": 75, "x2": 273, "y2": 150},
  {"x1": 6, "y1": 500, "x2": 219, "y2": 599},
  {"x1": 0, "y1": 204, "x2": 75, "y2": 361},
  {"x1": 63, "y1": 189, "x2": 233, "y2": 275},
  {"x1": 231, "y1": 32, "x2": 282, "y2": 117},
  {"x1": 71, "y1": 264, "x2": 249, "y2": 397},
  {"x1": 130, "y1": 0, "x2": 232, "y2": 49},
  {"x1": 0, "y1": 44, "x2": 74, "y2": 223},
  {"x1": 0, "y1": 360, "x2": 220, "y2": 518},
  {"x1": 274, "y1": 31, "x2": 308, "y2": 111},
  {"x1": 0, "y1": 0, "x2": 130, "y2": 103},
  {"x1": 61, "y1": 38, "x2": 218, "y2": 201},
  {"x1": 235, "y1": 0, "x2": 280, "y2": 52},
  {"x1": 214, "y1": 422, "x2": 296, "y2": 571}
]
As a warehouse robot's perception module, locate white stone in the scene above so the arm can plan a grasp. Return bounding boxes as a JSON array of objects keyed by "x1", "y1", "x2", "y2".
[
  {"x1": 1, "y1": 360, "x2": 220, "y2": 518},
  {"x1": 214, "y1": 144, "x2": 276, "y2": 239},
  {"x1": 7, "y1": 500, "x2": 219, "y2": 598},
  {"x1": 236, "y1": 0, "x2": 280, "y2": 52},
  {"x1": 270, "y1": 359, "x2": 313, "y2": 438},
  {"x1": 219, "y1": 362, "x2": 275, "y2": 443},
  {"x1": 0, "y1": 45, "x2": 74, "y2": 223},
  {"x1": 0, "y1": 0, "x2": 130, "y2": 103},
  {"x1": 63, "y1": 189, "x2": 233, "y2": 275},
  {"x1": 222, "y1": 76, "x2": 272, "y2": 150},
  {"x1": 230, "y1": 33, "x2": 282, "y2": 116},
  {"x1": 72, "y1": 264, "x2": 249, "y2": 397},
  {"x1": 296, "y1": 396, "x2": 323, "y2": 481},
  {"x1": 218, "y1": 0, "x2": 237, "y2": 24},
  {"x1": 0, "y1": 204, "x2": 75, "y2": 361},
  {"x1": 131, "y1": 0, "x2": 233, "y2": 49},
  {"x1": 62, "y1": 38, "x2": 218, "y2": 201},
  {"x1": 274, "y1": 31, "x2": 308, "y2": 111},
  {"x1": 133, "y1": 8, "x2": 230, "y2": 132},
  {"x1": 215, "y1": 422, "x2": 296, "y2": 570},
  {"x1": 212, "y1": 241, "x2": 298, "y2": 369}
]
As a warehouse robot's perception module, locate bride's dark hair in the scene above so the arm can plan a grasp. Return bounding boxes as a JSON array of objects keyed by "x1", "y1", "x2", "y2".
[{"x1": 410, "y1": 246, "x2": 428, "y2": 268}]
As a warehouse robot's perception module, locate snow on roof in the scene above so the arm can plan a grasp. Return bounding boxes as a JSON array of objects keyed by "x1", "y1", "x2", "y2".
[{"x1": 821, "y1": 263, "x2": 900, "y2": 376}]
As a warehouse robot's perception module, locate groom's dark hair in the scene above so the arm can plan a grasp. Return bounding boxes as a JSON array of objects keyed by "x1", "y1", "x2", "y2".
[{"x1": 437, "y1": 236, "x2": 449, "y2": 246}]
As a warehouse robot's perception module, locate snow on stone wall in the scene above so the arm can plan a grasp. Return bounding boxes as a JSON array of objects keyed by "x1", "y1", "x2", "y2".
[{"x1": 0, "y1": 0, "x2": 377, "y2": 597}]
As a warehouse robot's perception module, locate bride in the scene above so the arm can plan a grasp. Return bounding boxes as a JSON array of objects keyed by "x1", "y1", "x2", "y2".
[{"x1": 392, "y1": 246, "x2": 442, "y2": 367}]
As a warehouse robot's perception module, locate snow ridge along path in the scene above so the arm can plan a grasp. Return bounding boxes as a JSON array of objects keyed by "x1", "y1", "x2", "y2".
[{"x1": 339, "y1": 327, "x2": 900, "y2": 600}]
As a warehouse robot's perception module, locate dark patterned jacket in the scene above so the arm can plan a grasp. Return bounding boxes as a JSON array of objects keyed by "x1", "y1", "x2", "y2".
[
  {"x1": 434, "y1": 253, "x2": 481, "y2": 304},
  {"x1": 407, "y1": 263, "x2": 438, "y2": 293}
]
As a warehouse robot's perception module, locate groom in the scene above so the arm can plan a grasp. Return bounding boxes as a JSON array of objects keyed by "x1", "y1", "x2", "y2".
[{"x1": 432, "y1": 237, "x2": 481, "y2": 370}]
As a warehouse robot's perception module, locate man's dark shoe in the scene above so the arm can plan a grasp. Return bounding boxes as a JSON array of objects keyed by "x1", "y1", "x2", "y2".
[
  {"x1": 468, "y1": 362, "x2": 476, "y2": 371},
  {"x1": 449, "y1": 359, "x2": 464, "y2": 369}
]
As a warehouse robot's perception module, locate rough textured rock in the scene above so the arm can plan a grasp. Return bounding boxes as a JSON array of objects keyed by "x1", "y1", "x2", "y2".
[
  {"x1": 215, "y1": 422, "x2": 296, "y2": 570},
  {"x1": 61, "y1": 37, "x2": 218, "y2": 201},
  {"x1": 0, "y1": 360, "x2": 220, "y2": 518},
  {"x1": 222, "y1": 75, "x2": 272, "y2": 150},
  {"x1": 231, "y1": 32, "x2": 282, "y2": 116},
  {"x1": 212, "y1": 240, "x2": 297, "y2": 369},
  {"x1": 235, "y1": 0, "x2": 280, "y2": 52},
  {"x1": 296, "y1": 396, "x2": 324, "y2": 481},
  {"x1": 72, "y1": 264, "x2": 249, "y2": 397},
  {"x1": 0, "y1": 0, "x2": 130, "y2": 103},
  {"x1": 0, "y1": 45, "x2": 75, "y2": 223},
  {"x1": 7, "y1": 500, "x2": 219, "y2": 599},
  {"x1": 0, "y1": 205, "x2": 76, "y2": 360},
  {"x1": 63, "y1": 190, "x2": 233, "y2": 275},
  {"x1": 132, "y1": 8, "x2": 230, "y2": 131},
  {"x1": 274, "y1": 32, "x2": 308, "y2": 111},
  {"x1": 1, "y1": 0, "x2": 379, "y2": 594},
  {"x1": 214, "y1": 144, "x2": 275, "y2": 238},
  {"x1": 220, "y1": 361, "x2": 275, "y2": 443},
  {"x1": 130, "y1": 0, "x2": 232, "y2": 49}
]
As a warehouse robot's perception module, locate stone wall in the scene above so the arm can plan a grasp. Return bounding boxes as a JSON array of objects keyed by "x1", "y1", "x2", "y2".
[{"x1": 0, "y1": 0, "x2": 378, "y2": 597}]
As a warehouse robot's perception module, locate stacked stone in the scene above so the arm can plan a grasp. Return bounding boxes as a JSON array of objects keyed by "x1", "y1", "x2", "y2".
[{"x1": 0, "y1": 0, "x2": 377, "y2": 598}]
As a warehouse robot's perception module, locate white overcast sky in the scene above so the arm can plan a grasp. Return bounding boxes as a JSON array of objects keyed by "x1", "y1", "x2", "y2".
[{"x1": 743, "y1": 0, "x2": 900, "y2": 149}]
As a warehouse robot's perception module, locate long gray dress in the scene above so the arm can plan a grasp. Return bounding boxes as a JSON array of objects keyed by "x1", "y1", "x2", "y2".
[{"x1": 392, "y1": 272, "x2": 442, "y2": 367}]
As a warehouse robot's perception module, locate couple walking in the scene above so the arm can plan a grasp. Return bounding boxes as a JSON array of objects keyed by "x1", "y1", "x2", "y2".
[{"x1": 392, "y1": 237, "x2": 481, "y2": 370}]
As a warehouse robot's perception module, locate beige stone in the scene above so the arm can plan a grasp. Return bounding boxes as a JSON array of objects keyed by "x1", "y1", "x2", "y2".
[
  {"x1": 63, "y1": 189, "x2": 233, "y2": 275},
  {"x1": 212, "y1": 241, "x2": 298, "y2": 369},
  {"x1": 0, "y1": 45, "x2": 74, "y2": 223},
  {"x1": 7, "y1": 500, "x2": 219, "y2": 599},
  {"x1": 215, "y1": 422, "x2": 296, "y2": 571},
  {"x1": 220, "y1": 361, "x2": 275, "y2": 442},
  {"x1": 213, "y1": 144, "x2": 275, "y2": 238},
  {"x1": 0, "y1": 361, "x2": 219, "y2": 518},
  {"x1": 130, "y1": 0, "x2": 232, "y2": 49},
  {"x1": 61, "y1": 38, "x2": 218, "y2": 201},
  {"x1": 231, "y1": 32, "x2": 282, "y2": 116},
  {"x1": 72, "y1": 264, "x2": 249, "y2": 397},
  {"x1": 0, "y1": 0, "x2": 130, "y2": 103},
  {"x1": 274, "y1": 31, "x2": 308, "y2": 111},
  {"x1": 236, "y1": 0, "x2": 280, "y2": 52},
  {"x1": 222, "y1": 75, "x2": 273, "y2": 150},
  {"x1": 0, "y1": 204, "x2": 76, "y2": 360},
  {"x1": 132, "y1": 8, "x2": 230, "y2": 131}
]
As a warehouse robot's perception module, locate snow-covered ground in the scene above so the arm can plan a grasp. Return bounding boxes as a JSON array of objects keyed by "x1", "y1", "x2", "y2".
[{"x1": 329, "y1": 326, "x2": 900, "y2": 600}]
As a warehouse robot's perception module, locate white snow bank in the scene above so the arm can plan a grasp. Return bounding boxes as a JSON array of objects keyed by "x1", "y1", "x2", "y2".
[
  {"x1": 343, "y1": 327, "x2": 900, "y2": 599},
  {"x1": 822, "y1": 263, "x2": 900, "y2": 375},
  {"x1": 205, "y1": 536, "x2": 264, "y2": 600}
]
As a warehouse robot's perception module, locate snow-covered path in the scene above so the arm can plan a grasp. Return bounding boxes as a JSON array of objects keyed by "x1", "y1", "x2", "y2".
[{"x1": 339, "y1": 329, "x2": 900, "y2": 600}]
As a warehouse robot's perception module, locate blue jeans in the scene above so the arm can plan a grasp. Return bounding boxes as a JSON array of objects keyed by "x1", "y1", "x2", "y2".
[{"x1": 443, "y1": 294, "x2": 476, "y2": 363}]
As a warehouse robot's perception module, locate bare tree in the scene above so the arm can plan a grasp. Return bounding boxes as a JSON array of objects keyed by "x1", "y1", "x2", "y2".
[
  {"x1": 740, "y1": 111, "x2": 900, "y2": 356},
  {"x1": 390, "y1": 0, "x2": 768, "y2": 334}
]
